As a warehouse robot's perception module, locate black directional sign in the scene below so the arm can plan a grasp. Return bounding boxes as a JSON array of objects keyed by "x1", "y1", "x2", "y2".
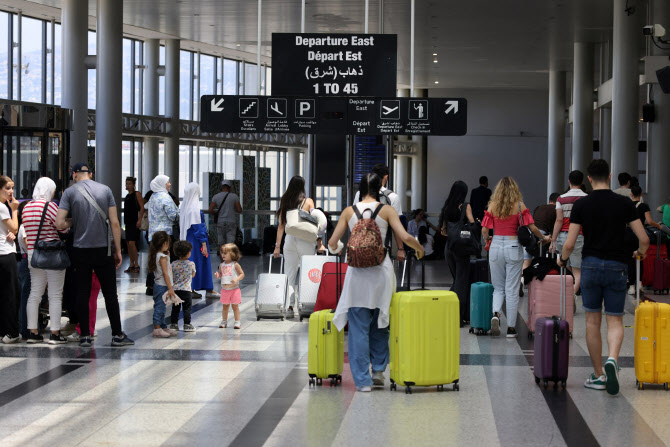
[{"x1": 200, "y1": 95, "x2": 467, "y2": 136}]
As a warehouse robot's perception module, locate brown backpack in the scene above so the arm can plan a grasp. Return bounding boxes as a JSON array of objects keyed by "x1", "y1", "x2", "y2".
[{"x1": 347, "y1": 203, "x2": 386, "y2": 268}]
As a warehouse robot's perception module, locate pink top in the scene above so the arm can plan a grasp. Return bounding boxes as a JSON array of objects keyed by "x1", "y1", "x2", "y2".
[{"x1": 482, "y1": 209, "x2": 534, "y2": 236}]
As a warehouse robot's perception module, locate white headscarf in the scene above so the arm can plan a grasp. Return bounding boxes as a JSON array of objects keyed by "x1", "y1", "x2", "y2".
[
  {"x1": 150, "y1": 175, "x2": 169, "y2": 194},
  {"x1": 32, "y1": 177, "x2": 56, "y2": 201},
  {"x1": 180, "y1": 182, "x2": 202, "y2": 240}
]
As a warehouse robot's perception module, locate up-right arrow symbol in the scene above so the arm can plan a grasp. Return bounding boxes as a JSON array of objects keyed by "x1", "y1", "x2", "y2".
[{"x1": 445, "y1": 100, "x2": 459, "y2": 115}]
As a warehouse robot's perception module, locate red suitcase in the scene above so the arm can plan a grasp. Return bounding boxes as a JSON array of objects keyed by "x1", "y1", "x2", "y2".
[
  {"x1": 643, "y1": 237, "x2": 668, "y2": 287},
  {"x1": 313, "y1": 260, "x2": 348, "y2": 312},
  {"x1": 527, "y1": 273, "x2": 574, "y2": 336}
]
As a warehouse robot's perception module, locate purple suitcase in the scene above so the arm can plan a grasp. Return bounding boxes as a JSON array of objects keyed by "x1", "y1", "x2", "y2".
[{"x1": 533, "y1": 267, "x2": 570, "y2": 388}]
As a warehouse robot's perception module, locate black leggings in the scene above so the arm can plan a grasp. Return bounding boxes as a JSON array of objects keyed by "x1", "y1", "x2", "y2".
[
  {"x1": 447, "y1": 251, "x2": 471, "y2": 322},
  {"x1": 171, "y1": 290, "x2": 193, "y2": 325},
  {"x1": 0, "y1": 254, "x2": 20, "y2": 337}
]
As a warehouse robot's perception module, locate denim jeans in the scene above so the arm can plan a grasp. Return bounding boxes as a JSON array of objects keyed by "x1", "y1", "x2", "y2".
[
  {"x1": 347, "y1": 307, "x2": 390, "y2": 387},
  {"x1": 18, "y1": 256, "x2": 30, "y2": 338},
  {"x1": 153, "y1": 284, "x2": 168, "y2": 327},
  {"x1": 488, "y1": 236, "x2": 523, "y2": 327},
  {"x1": 580, "y1": 257, "x2": 628, "y2": 316}
]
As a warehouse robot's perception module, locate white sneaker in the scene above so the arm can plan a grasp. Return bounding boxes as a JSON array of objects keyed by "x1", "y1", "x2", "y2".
[
  {"x1": 491, "y1": 314, "x2": 500, "y2": 336},
  {"x1": 628, "y1": 285, "x2": 635, "y2": 295},
  {"x1": 219, "y1": 320, "x2": 227, "y2": 328},
  {"x1": 66, "y1": 332, "x2": 80, "y2": 342},
  {"x1": 165, "y1": 328, "x2": 178, "y2": 337},
  {"x1": 356, "y1": 386, "x2": 372, "y2": 392},
  {"x1": 152, "y1": 328, "x2": 171, "y2": 338},
  {"x1": 234, "y1": 321, "x2": 241, "y2": 329},
  {"x1": 2, "y1": 335, "x2": 20, "y2": 344},
  {"x1": 371, "y1": 371, "x2": 385, "y2": 386}
]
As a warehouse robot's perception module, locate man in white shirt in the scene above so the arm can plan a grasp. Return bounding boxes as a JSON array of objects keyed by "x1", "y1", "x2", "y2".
[
  {"x1": 613, "y1": 172, "x2": 632, "y2": 198},
  {"x1": 353, "y1": 164, "x2": 405, "y2": 261}
]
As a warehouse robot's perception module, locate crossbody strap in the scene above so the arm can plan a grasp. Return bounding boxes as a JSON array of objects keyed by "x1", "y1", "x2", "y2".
[
  {"x1": 34, "y1": 201, "x2": 50, "y2": 245},
  {"x1": 217, "y1": 192, "x2": 230, "y2": 218},
  {"x1": 74, "y1": 184, "x2": 111, "y2": 256}
]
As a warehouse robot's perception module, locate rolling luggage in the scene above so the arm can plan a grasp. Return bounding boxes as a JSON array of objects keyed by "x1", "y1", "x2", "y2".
[
  {"x1": 389, "y1": 258, "x2": 460, "y2": 394},
  {"x1": 634, "y1": 258, "x2": 670, "y2": 390},
  {"x1": 313, "y1": 258, "x2": 348, "y2": 313},
  {"x1": 297, "y1": 254, "x2": 336, "y2": 321},
  {"x1": 653, "y1": 235, "x2": 670, "y2": 294},
  {"x1": 533, "y1": 267, "x2": 570, "y2": 389},
  {"x1": 255, "y1": 254, "x2": 288, "y2": 321},
  {"x1": 469, "y1": 258, "x2": 489, "y2": 284},
  {"x1": 469, "y1": 282, "x2": 494, "y2": 335},
  {"x1": 307, "y1": 309, "x2": 344, "y2": 387},
  {"x1": 643, "y1": 233, "x2": 668, "y2": 286},
  {"x1": 527, "y1": 269, "x2": 574, "y2": 336}
]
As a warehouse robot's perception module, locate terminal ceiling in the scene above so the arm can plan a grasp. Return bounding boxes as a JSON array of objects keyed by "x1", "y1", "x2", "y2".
[{"x1": 10, "y1": 0, "x2": 648, "y2": 90}]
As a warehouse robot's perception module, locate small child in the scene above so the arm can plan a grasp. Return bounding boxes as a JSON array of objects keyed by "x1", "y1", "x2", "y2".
[
  {"x1": 215, "y1": 243, "x2": 245, "y2": 329},
  {"x1": 149, "y1": 231, "x2": 178, "y2": 338},
  {"x1": 169, "y1": 240, "x2": 197, "y2": 332}
]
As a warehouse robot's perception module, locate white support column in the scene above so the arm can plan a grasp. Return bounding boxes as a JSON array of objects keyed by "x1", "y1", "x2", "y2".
[
  {"x1": 647, "y1": 0, "x2": 670, "y2": 208},
  {"x1": 164, "y1": 39, "x2": 180, "y2": 196},
  {"x1": 572, "y1": 42, "x2": 594, "y2": 174},
  {"x1": 611, "y1": 0, "x2": 642, "y2": 180},
  {"x1": 286, "y1": 147, "x2": 300, "y2": 181},
  {"x1": 61, "y1": 0, "x2": 88, "y2": 166},
  {"x1": 599, "y1": 41, "x2": 612, "y2": 164},
  {"x1": 143, "y1": 39, "x2": 159, "y2": 192},
  {"x1": 95, "y1": 0, "x2": 123, "y2": 212},
  {"x1": 395, "y1": 155, "x2": 409, "y2": 212},
  {"x1": 548, "y1": 70, "x2": 566, "y2": 195}
]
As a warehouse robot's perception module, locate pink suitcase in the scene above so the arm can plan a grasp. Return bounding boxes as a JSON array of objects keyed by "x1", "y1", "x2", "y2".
[{"x1": 527, "y1": 274, "x2": 574, "y2": 336}]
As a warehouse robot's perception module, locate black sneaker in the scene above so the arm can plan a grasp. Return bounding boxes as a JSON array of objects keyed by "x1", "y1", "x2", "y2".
[
  {"x1": 506, "y1": 327, "x2": 518, "y2": 338},
  {"x1": 79, "y1": 336, "x2": 93, "y2": 348},
  {"x1": 48, "y1": 333, "x2": 67, "y2": 345},
  {"x1": 111, "y1": 332, "x2": 135, "y2": 347},
  {"x1": 27, "y1": 333, "x2": 44, "y2": 344}
]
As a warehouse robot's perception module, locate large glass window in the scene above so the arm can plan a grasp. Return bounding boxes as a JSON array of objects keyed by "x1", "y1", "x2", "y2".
[
  {"x1": 134, "y1": 40, "x2": 142, "y2": 114},
  {"x1": 0, "y1": 13, "x2": 9, "y2": 98},
  {"x1": 88, "y1": 30, "x2": 96, "y2": 109},
  {"x1": 180, "y1": 50, "x2": 192, "y2": 119},
  {"x1": 266, "y1": 67, "x2": 272, "y2": 95},
  {"x1": 198, "y1": 54, "x2": 215, "y2": 121},
  {"x1": 54, "y1": 23, "x2": 62, "y2": 104},
  {"x1": 12, "y1": 14, "x2": 18, "y2": 99},
  {"x1": 122, "y1": 38, "x2": 132, "y2": 113},
  {"x1": 244, "y1": 62, "x2": 258, "y2": 95},
  {"x1": 223, "y1": 59, "x2": 237, "y2": 95},
  {"x1": 21, "y1": 16, "x2": 44, "y2": 103},
  {"x1": 179, "y1": 144, "x2": 191, "y2": 198}
]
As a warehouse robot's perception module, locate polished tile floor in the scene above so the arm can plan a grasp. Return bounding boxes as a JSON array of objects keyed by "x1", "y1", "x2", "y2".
[{"x1": 1, "y1": 252, "x2": 669, "y2": 446}]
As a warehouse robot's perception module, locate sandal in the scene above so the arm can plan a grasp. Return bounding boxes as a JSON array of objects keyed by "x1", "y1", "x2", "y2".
[{"x1": 124, "y1": 267, "x2": 134, "y2": 273}]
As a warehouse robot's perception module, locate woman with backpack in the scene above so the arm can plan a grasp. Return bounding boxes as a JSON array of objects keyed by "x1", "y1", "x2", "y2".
[
  {"x1": 328, "y1": 173, "x2": 424, "y2": 392},
  {"x1": 439, "y1": 180, "x2": 476, "y2": 327},
  {"x1": 274, "y1": 176, "x2": 316, "y2": 319},
  {"x1": 482, "y1": 177, "x2": 550, "y2": 337}
]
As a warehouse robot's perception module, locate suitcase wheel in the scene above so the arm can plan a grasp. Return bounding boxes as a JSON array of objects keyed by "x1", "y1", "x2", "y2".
[
  {"x1": 561, "y1": 380, "x2": 567, "y2": 388},
  {"x1": 638, "y1": 381, "x2": 644, "y2": 391},
  {"x1": 257, "y1": 317, "x2": 261, "y2": 321},
  {"x1": 308, "y1": 378, "x2": 316, "y2": 387},
  {"x1": 437, "y1": 385, "x2": 444, "y2": 392},
  {"x1": 390, "y1": 379, "x2": 396, "y2": 391},
  {"x1": 569, "y1": 333, "x2": 573, "y2": 339},
  {"x1": 453, "y1": 383, "x2": 459, "y2": 392},
  {"x1": 543, "y1": 380, "x2": 549, "y2": 389},
  {"x1": 527, "y1": 332, "x2": 534, "y2": 340},
  {"x1": 300, "y1": 317, "x2": 304, "y2": 322},
  {"x1": 535, "y1": 376, "x2": 540, "y2": 385},
  {"x1": 665, "y1": 383, "x2": 668, "y2": 391},
  {"x1": 469, "y1": 328, "x2": 474, "y2": 334},
  {"x1": 405, "y1": 386, "x2": 412, "y2": 395},
  {"x1": 316, "y1": 378, "x2": 323, "y2": 386},
  {"x1": 281, "y1": 317, "x2": 284, "y2": 321},
  {"x1": 338, "y1": 375, "x2": 342, "y2": 384}
]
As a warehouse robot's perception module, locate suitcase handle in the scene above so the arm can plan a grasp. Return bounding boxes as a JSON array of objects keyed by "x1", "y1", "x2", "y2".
[
  {"x1": 636, "y1": 255, "x2": 641, "y2": 308},
  {"x1": 400, "y1": 253, "x2": 425, "y2": 290},
  {"x1": 268, "y1": 253, "x2": 284, "y2": 274},
  {"x1": 323, "y1": 320, "x2": 332, "y2": 334}
]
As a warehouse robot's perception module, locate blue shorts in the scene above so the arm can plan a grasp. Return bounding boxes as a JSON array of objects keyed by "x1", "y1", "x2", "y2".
[{"x1": 580, "y1": 257, "x2": 628, "y2": 316}]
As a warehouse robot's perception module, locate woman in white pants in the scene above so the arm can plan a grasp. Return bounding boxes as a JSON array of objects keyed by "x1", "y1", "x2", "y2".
[
  {"x1": 22, "y1": 177, "x2": 68, "y2": 344},
  {"x1": 273, "y1": 176, "x2": 315, "y2": 319}
]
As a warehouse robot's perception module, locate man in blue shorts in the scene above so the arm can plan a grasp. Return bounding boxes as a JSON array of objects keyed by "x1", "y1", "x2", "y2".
[{"x1": 559, "y1": 159, "x2": 649, "y2": 395}]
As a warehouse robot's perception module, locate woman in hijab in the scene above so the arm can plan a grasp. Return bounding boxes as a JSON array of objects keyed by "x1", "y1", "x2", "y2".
[
  {"x1": 146, "y1": 175, "x2": 179, "y2": 295},
  {"x1": 179, "y1": 183, "x2": 215, "y2": 299},
  {"x1": 22, "y1": 177, "x2": 69, "y2": 344}
]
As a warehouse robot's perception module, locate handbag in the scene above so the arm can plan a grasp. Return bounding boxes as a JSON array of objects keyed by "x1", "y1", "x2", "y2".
[
  {"x1": 446, "y1": 203, "x2": 481, "y2": 257},
  {"x1": 30, "y1": 202, "x2": 70, "y2": 270},
  {"x1": 517, "y1": 203, "x2": 534, "y2": 247},
  {"x1": 284, "y1": 199, "x2": 319, "y2": 242}
]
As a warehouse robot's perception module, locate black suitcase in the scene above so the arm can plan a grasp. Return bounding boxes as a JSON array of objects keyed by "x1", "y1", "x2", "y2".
[{"x1": 469, "y1": 258, "x2": 489, "y2": 284}]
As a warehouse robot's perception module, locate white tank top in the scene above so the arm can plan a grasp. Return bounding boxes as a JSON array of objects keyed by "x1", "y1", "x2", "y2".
[{"x1": 348, "y1": 202, "x2": 389, "y2": 242}]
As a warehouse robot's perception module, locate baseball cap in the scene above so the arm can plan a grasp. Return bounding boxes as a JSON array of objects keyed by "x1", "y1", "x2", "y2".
[
  {"x1": 221, "y1": 180, "x2": 232, "y2": 187},
  {"x1": 72, "y1": 162, "x2": 90, "y2": 173}
]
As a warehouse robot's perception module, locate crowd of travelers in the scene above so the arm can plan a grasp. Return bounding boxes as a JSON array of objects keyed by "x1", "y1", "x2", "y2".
[{"x1": 0, "y1": 158, "x2": 657, "y2": 397}]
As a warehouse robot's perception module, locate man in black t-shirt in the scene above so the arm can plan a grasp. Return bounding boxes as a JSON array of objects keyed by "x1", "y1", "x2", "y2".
[
  {"x1": 559, "y1": 159, "x2": 649, "y2": 396},
  {"x1": 470, "y1": 176, "x2": 492, "y2": 222}
]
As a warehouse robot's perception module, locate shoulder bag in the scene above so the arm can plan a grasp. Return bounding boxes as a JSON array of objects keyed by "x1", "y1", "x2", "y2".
[
  {"x1": 447, "y1": 202, "x2": 481, "y2": 257},
  {"x1": 30, "y1": 202, "x2": 70, "y2": 270},
  {"x1": 213, "y1": 192, "x2": 230, "y2": 225},
  {"x1": 517, "y1": 203, "x2": 535, "y2": 247},
  {"x1": 284, "y1": 198, "x2": 319, "y2": 242}
]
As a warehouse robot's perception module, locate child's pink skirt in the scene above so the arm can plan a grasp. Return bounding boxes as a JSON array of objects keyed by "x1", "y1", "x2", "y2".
[{"x1": 220, "y1": 288, "x2": 241, "y2": 304}]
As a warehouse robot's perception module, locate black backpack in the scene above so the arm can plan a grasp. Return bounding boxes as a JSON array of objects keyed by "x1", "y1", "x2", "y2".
[{"x1": 446, "y1": 203, "x2": 481, "y2": 257}]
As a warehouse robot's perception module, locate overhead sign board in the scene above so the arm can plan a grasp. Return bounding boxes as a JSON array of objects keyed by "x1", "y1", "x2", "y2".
[
  {"x1": 200, "y1": 95, "x2": 467, "y2": 136},
  {"x1": 271, "y1": 33, "x2": 397, "y2": 97}
]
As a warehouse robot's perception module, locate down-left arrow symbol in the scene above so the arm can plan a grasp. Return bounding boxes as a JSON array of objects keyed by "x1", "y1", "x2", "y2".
[{"x1": 211, "y1": 98, "x2": 224, "y2": 112}]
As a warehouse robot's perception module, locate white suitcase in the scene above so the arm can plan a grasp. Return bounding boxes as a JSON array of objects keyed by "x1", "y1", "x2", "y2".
[
  {"x1": 297, "y1": 254, "x2": 336, "y2": 321},
  {"x1": 255, "y1": 254, "x2": 289, "y2": 321}
]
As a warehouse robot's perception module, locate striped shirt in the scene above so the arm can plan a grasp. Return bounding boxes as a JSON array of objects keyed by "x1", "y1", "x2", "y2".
[
  {"x1": 22, "y1": 200, "x2": 65, "y2": 250},
  {"x1": 556, "y1": 189, "x2": 587, "y2": 232}
]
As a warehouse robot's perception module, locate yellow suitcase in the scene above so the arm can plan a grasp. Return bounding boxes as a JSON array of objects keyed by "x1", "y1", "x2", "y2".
[
  {"x1": 389, "y1": 289, "x2": 460, "y2": 393},
  {"x1": 308, "y1": 309, "x2": 344, "y2": 387},
  {"x1": 634, "y1": 301, "x2": 670, "y2": 390}
]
